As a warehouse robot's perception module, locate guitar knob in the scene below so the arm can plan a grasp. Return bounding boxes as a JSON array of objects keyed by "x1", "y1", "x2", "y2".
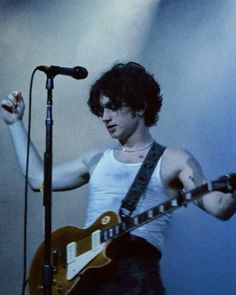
[{"x1": 101, "y1": 215, "x2": 111, "y2": 225}]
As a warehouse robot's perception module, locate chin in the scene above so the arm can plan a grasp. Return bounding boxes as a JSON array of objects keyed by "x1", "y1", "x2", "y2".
[
  {"x1": 109, "y1": 133, "x2": 120, "y2": 139},
  {"x1": 108, "y1": 129, "x2": 128, "y2": 141},
  {"x1": 109, "y1": 132, "x2": 124, "y2": 141}
]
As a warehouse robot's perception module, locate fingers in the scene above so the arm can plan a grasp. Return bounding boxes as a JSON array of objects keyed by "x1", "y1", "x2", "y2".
[
  {"x1": 8, "y1": 91, "x2": 23, "y2": 105},
  {"x1": 1, "y1": 96, "x2": 18, "y2": 113},
  {"x1": 12, "y1": 90, "x2": 21, "y2": 98},
  {"x1": 1, "y1": 104, "x2": 14, "y2": 113},
  {"x1": 12, "y1": 91, "x2": 22, "y2": 103},
  {"x1": 1, "y1": 91, "x2": 24, "y2": 114}
]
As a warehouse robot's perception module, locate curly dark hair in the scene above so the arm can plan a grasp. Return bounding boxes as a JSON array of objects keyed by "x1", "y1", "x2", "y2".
[{"x1": 87, "y1": 62, "x2": 163, "y2": 127}]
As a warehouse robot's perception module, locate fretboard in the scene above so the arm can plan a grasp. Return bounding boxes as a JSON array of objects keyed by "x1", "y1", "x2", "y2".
[{"x1": 100, "y1": 181, "x2": 217, "y2": 243}]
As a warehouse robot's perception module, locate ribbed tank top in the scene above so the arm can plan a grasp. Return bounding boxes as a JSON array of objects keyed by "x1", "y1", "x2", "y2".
[{"x1": 85, "y1": 149, "x2": 172, "y2": 252}]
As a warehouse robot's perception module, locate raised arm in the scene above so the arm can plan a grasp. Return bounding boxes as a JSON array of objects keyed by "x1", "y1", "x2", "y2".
[
  {"x1": 1, "y1": 91, "x2": 90, "y2": 192},
  {"x1": 177, "y1": 149, "x2": 236, "y2": 220}
]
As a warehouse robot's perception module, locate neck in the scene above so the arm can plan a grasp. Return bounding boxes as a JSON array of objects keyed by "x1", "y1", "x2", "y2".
[{"x1": 118, "y1": 126, "x2": 153, "y2": 149}]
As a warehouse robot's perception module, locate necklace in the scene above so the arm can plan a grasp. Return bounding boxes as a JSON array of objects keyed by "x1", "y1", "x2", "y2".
[{"x1": 117, "y1": 141, "x2": 154, "y2": 153}]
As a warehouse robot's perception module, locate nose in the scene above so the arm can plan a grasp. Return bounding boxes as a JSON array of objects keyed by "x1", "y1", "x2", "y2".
[{"x1": 102, "y1": 108, "x2": 112, "y2": 122}]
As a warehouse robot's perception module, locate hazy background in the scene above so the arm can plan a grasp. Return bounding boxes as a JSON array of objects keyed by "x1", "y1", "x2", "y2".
[{"x1": 0, "y1": 0, "x2": 236, "y2": 294}]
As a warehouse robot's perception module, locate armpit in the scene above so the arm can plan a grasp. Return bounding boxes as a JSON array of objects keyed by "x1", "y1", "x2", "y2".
[{"x1": 87, "y1": 152, "x2": 104, "y2": 175}]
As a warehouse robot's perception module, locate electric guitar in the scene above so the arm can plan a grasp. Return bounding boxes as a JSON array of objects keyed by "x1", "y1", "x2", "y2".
[{"x1": 28, "y1": 173, "x2": 236, "y2": 294}]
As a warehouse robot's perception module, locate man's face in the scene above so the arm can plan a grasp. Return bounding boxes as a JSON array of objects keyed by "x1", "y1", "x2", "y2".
[{"x1": 99, "y1": 95, "x2": 140, "y2": 141}]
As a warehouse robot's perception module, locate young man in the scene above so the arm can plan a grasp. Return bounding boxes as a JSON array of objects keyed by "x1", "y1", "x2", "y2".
[{"x1": 1, "y1": 62, "x2": 236, "y2": 294}]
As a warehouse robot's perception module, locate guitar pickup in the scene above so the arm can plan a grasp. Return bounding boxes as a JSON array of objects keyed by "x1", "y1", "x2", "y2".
[
  {"x1": 66, "y1": 242, "x2": 77, "y2": 264},
  {"x1": 92, "y1": 230, "x2": 101, "y2": 250}
]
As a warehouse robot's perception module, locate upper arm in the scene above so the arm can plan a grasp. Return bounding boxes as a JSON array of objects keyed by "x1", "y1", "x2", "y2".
[
  {"x1": 178, "y1": 150, "x2": 206, "y2": 191},
  {"x1": 51, "y1": 156, "x2": 90, "y2": 191},
  {"x1": 161, "y1": 148, "x2": 205, "y2": 199},
  {"x1": 177, "y1": 150, "x2": 210, "y2": 211},
  {"x1": 51, "y1": 148, "x2": 105, "y2": 191}
]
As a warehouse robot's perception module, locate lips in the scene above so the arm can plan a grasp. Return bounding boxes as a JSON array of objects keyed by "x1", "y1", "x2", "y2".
[{"x1": 107, "y1": 124, "x2": 117, "y2": 133}]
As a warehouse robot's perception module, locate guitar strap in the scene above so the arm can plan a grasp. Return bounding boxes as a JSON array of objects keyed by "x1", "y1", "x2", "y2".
[{"x1": 119, "y1": 141, "x2": 166, "y2": 219}]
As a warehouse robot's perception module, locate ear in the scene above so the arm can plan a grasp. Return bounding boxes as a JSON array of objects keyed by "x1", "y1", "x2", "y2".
[
  {"x1": 137, "y1": 102, "x2": 147, "y2": 117},
  {"x1": 138, "y1": 111, "x2": 144, "y2": 117}
]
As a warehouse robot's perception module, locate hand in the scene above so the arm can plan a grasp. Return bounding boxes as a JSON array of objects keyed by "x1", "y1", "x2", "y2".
[{"x1": 1, "y1": 91, "x2": 25, "y2": 124}]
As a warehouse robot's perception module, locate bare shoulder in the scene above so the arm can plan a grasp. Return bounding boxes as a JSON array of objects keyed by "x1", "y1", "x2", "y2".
[
  {"x1": 79, "y1": 145, "x2": 111, "y2": 173},
  {"x1": 162, "y1": 146, "x2": 193, "y2": 168},
  {"x1": 161, "y1": 146, "x2": 203, "y2": 182}
]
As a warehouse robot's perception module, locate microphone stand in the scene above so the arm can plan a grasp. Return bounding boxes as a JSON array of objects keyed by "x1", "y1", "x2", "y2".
[{"x1": 42, "y1": 75, "x2": 54, "y2": 295}]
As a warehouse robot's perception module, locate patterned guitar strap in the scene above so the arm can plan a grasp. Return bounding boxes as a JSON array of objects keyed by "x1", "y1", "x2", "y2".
[{"x1": 119, "y1": 141, "x2": 166, "y2": 220}]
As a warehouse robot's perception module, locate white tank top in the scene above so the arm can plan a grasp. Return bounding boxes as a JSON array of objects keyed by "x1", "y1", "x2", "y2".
[{"x1": 85, "y1": 149, "x2": 172, "y2": 252}]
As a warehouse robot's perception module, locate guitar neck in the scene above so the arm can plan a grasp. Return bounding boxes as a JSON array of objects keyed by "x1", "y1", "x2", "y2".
[{"x1": 100, "y1": 177, "x2": 231, "y2": 243}]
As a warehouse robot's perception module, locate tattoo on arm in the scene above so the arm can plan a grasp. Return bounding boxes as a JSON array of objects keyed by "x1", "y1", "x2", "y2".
[
  {"x1": 186, "y1": 156, "x2": 204, "y2": 186},
  {"x1": 188, "y1": 176, "x2": 195, "y2": 183}
]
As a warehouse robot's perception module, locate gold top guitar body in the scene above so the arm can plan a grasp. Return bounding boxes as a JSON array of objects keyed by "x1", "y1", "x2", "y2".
[{"x1": 28, "y1": 211, "x2": 119, "y2": 294}]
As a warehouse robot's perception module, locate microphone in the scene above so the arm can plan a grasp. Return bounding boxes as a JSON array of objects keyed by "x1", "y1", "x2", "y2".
[{"x1": 37, "y1": 65, "x2": 88, "y2": 80}]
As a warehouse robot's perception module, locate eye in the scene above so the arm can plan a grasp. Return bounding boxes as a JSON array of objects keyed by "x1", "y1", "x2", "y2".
[
  {"x1": 103, "y1": 102, "x2": 120, "y2": 112},
  {"x1": 97, "y1": 107, "x2": 104, "y2": 117}
]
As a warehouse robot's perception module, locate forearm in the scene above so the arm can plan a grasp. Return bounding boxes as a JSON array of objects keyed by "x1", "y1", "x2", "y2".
[
  {"x1": 198, "y1": 191, "x2": 236, "y2": 220},
  {"x1": 8, "y1": 120, "x2": 44, "y2": 190}
]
